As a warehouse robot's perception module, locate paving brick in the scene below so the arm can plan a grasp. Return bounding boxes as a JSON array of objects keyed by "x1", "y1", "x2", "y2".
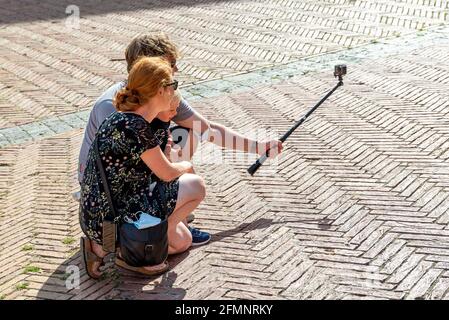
[
  {"x1": 406, "y1": 268, "x2": 443, "y2": 299},
  {"x1": 1, "y1": 0, "x2": 449, "y2": 301},
  {"x1": 429, "y1": 276, "x2": 449, "y2": 300}
]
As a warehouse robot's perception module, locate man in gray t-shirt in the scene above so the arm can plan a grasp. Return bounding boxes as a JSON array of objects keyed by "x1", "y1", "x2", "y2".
[
  {"x1": 78, "y1": 81, "x2": 194, "y2": 182},
  {"x1": 78, "y1": 33, "x2": 283, "y2": 184}
]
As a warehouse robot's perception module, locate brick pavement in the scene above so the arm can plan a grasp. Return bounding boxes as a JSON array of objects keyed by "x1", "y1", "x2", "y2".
[
  {"x1": 1, "y1": 23, "x2": 448, "y2": 148},
  {"x1": 1, "y1": 0, "x2": 449, "y2": 300},
  {"x1": 1, "y1": 0, "x2": 448, "y2": 129}
]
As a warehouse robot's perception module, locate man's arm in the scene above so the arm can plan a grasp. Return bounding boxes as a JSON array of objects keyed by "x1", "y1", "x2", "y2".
[{"x1": 174, "y1": 108, "x2": 283, "y2": 157}]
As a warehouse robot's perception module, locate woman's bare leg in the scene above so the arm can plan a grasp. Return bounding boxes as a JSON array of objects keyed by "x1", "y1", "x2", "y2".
[
  {"x1": 168, "y1": 173, "x2": 206, "y2": 254},
  {"x1": 168, "y1": 222, "x2": 192, "y2": 255}
]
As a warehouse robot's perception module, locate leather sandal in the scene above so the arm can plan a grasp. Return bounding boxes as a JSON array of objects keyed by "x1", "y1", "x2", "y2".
[
  {"x1": 115, "y1": 255, "x2": 169, "y2": 276},
  {"x1": 80, "y1": 237, "x2": 104, "y2": 280}
]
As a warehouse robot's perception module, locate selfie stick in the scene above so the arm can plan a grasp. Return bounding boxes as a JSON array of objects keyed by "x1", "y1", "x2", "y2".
[{"x1": 247, "y1": 65, "x2": 347, "y2": 176}]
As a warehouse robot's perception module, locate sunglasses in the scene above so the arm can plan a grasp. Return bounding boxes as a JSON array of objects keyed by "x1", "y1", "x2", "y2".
[{"x1": 164, "y1": 79, "x2": 178, "y2": 90}]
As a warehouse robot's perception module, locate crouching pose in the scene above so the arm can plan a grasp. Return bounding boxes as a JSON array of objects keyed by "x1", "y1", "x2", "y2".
[{"x1": 79, "y1": 57, "x2": 206, "y2": 279}]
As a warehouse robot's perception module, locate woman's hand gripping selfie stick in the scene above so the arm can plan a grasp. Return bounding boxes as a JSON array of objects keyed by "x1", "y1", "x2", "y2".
[{"x1": 247, "y1": 64, "x2": 347, "y2": 176}]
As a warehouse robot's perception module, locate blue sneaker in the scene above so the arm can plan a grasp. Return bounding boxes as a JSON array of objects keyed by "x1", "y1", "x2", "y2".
[{"x1": 188, "y1": 226, "x2": 211, "y2": 246}]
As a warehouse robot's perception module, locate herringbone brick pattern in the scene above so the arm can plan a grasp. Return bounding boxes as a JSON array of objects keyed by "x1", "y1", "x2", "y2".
[
  {"x1": 1, "y1": 37, "x2": 448, "y2": 299},
  {"x1": 1, "y1": 0, "x2": 449, "y2": 128}
]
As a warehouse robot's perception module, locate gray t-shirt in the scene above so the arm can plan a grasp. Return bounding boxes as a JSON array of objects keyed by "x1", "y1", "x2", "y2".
[{"x1": 78, "y1": 81, "x2": 194, "y2": 183}]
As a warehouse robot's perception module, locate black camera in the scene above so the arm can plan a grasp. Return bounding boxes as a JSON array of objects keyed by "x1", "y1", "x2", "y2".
[{"x1": 334, "y1": 64, "x2": 347, "y2": 77}]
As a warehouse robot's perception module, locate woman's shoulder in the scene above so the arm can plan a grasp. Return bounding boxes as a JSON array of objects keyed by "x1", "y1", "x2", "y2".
[
  {"x1": 99, "y1": 112, "x2": 147, "y2": 132},
  {"x1": 108, "y1": 111, "x2": 138, "y2": 124}
]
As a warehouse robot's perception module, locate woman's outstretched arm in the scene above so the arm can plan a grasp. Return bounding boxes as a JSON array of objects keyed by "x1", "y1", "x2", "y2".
[{"x1": 141, "y1": 146, "x2": 193, "y2": 182}]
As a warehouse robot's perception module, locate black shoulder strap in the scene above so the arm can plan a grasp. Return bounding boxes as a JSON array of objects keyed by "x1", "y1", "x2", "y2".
[{"x1": 94, "y1": 138, "x2": 118, "y2": 221}]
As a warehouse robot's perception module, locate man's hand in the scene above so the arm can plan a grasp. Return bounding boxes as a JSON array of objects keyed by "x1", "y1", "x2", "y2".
[{"x1": 257, "y1": 140, "x2": 283, "y2": 158}]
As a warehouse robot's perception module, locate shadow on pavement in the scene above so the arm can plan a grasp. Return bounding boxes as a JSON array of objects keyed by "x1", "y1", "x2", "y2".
[
  {"x1": 0, "y1": 0, "x2": 237, "y2": 25},
  {"x1": 35, "y1": 247, "x2": 190, "y2": 300},
  {"x1": 203, "y1": 217, "x2": 334, "y2": 245},
  {"x1": 36, "y1": 217, "x2": 323, "y2": 299}
]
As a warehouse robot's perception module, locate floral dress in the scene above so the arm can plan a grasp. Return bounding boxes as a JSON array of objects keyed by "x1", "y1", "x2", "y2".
[{"x1": 79, "y1": 112, "x2": 179, "y2": 245}]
